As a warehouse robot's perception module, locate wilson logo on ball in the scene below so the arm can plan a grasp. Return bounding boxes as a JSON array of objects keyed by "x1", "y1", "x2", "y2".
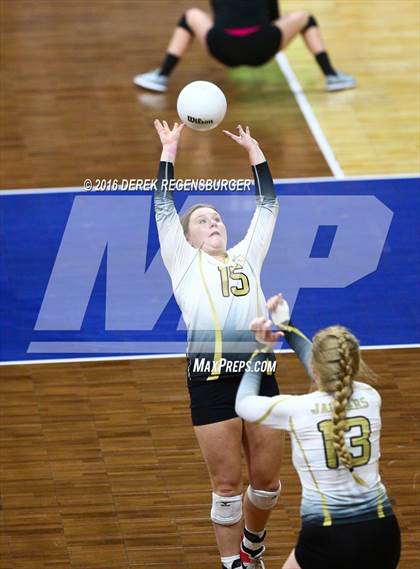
[{"x1": 187, "y1": 116, "x2": 213, "y2": 125}]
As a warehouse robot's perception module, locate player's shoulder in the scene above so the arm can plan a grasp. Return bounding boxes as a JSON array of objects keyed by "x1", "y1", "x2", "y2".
[
  {"x1": 285, "y1": 390, "x2": 323, "y2": 413},
  {"x1": 353, "y1": 381, "x2": 381, "y2": 404}
]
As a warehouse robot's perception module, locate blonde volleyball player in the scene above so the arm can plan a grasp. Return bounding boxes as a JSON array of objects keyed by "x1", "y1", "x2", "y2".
[
  {"x1": 153, "y1": 120, "x2": 309, "y2": 569},
  {"x1": 235, "y1": 295, "x2": 401, "y2": 569}
]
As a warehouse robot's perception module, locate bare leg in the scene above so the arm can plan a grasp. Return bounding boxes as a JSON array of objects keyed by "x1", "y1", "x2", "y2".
[
  {"x1": 283, "y1": 549, "x2": 302, "y2": 569},
  {"x1": 301, "y1": 25, "x2": 326, "y2": 54},
  {"x1": 134, "y1": 8, "x2": 213, "y2": 90},
  {"x1": 242, "y1": 421, "x2": 284, "y2": 532},
  {"x1": 274, "y1": 11, "x2": 311, "y2": 50},
  {"x1": 166, "y1": 8, "x2": 213, "y2": 57},
  {"x1": 273, "y1": 11, "x2": 355, "y2": 90},
  {"x1": 194, "y1": 418, "x2": 244, "y2": 557},
  {"x1": 166, "y1": 27, "x2": 194, "y2": 58},
  {"x1": 274, "y1": 11, "x2": 326, "y2": 54}
]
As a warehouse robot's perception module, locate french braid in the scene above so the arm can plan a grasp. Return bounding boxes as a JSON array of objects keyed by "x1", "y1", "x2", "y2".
[{"x1": 312, "y1": 326, "x2": 367, "y2": 486}]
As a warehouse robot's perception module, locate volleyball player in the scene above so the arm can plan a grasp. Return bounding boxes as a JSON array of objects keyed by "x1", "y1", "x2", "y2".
[
  {"x1": 153, "y1": 119, "x2": 310, "y2": 569},
  {"x1": 134, "y1": 0, "x2": 355, "y2": 93},
  {"x1": 235, "y1": 295, "x2": 401, "y2": 569}
]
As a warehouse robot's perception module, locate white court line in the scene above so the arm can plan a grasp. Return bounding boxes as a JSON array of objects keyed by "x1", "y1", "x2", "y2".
[
  {"x1": 1, "y1": 343, "x2": 419, "y2": 366},
  {"x1": 0, "y1": 173, "x2": 419, "y2": 195},
  {"x1": 275, "y1": 52, "x2": 344, "y2": 179}
]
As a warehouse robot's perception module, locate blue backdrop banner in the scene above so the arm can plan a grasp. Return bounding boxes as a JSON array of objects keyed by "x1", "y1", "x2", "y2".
[{"x1": 1, "y1": 176, "x2": 419, "y2": 362}]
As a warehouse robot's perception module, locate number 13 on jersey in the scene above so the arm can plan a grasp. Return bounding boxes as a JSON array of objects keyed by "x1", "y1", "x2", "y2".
[{"x1": 318, "y1": 416, "x2": 372, "y2": 469}]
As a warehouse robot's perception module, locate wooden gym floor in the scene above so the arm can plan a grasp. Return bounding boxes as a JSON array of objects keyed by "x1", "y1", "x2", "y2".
[
  {"x1": 1, "y1": 351, "x2": 419, "y2": 569},
  {"x1": 1, "y1": 1, "x2": 419, "y2": 568}
]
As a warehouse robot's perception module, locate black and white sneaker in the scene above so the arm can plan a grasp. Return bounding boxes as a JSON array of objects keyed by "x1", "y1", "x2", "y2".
[
  {"x1": 326, "y1": 70, "x2": 356, "y2": 92},
  {"x1": 133, "y1": 68, "x2": 168, "y2": 92}
]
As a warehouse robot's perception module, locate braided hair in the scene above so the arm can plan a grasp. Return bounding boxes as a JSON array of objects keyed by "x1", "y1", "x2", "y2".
[{"x1": 312, "y1": 326, "x2": 368, "y2": 486}]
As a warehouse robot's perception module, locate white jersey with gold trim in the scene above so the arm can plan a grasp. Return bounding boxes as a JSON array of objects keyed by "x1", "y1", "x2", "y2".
[
  {"x1": 155, "y1": 161, "x2": 279, "y2": 381},
  {"x1": 236, "y1": 381, "x2": 394, "y2": 526}
]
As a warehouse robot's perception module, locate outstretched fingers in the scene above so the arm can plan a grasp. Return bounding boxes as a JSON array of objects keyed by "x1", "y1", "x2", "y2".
[
  {"x1": 267, "y1": 293, "x2": 284, "y2": 313},
  {"x1": 154, "y1": 118, "x2": 164, "y2": 132},
  {"x1": 223, "y1": 129, "x2": 241, "y2": 142}
]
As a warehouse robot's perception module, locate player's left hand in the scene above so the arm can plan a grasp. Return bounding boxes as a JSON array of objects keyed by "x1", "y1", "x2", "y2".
[{"x1": 223, "y1": 125, "x2": 259, "y2": 150}]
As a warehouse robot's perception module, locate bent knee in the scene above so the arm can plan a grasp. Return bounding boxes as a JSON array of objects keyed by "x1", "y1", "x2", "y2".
[
  {"x1": 297, "y1": 10, "x2": 310, "y2": 21},
  {"x1": 289, "y1": 10, "x2": 310, "y2": 26},
  {"x1": 186, "y1": 7, "x2": 207, "y2": 23}
]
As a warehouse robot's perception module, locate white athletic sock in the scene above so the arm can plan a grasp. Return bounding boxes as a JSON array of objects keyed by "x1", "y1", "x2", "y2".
[{"x1": 221, "y1": 554, "x2": 241, "y2": 568}]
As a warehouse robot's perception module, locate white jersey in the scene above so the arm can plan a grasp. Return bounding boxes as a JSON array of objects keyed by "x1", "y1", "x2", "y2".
[
  {"x1": 155, "y1": 161, "x2": 279, "y2": 381},
  {"x1": 237, "y1": 381, "x2": 393, "y2": 526}
]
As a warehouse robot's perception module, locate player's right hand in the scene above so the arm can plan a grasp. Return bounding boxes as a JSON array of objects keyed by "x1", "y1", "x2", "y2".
[{"x1": 250, "y1": 316, "x2": 284, "y2": 347}]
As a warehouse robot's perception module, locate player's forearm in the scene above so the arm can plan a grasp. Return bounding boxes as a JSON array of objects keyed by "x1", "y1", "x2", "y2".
[
  {"x1": 252, "y1": 161, "x2": 276, "y2": 200},
  {"x1": 156, "y1": 160, "x2": 174, "y2": 190},
  {"x1": 235, "y1": 352, "x2": 267, "y2": 412},
  {"x1": 248, "y1": 144, "x2": 266, "y2": 166},
  {"x1": 283, "y1": 325, "x2": 313, "y2": 378},
  {"x1": 155, "y1": 160, "x2": 176, "y2": 220},
  {"x1": 160, "y1": 142, "x2": 178, "y2": 164}
]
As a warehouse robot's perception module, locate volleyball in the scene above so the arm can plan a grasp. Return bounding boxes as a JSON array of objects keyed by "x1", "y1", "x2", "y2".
[{"x1": 177, "y1": 81, "x2": 227, "y2": 131}]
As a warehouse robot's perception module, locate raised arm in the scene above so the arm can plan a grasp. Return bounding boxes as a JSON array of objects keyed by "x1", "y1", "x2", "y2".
[
  {"x1": 223, "y1": 125, "x2": 279, "y2": 268},
  {"x1": 153, "y1": 120, "x2": 195, "y2": 276},
  {"x1": 267, "y1": 294, "x2": 313, "y2": 377},
  {"x1": 235, "y1": 349, "x2": 292, "y2": 428}
]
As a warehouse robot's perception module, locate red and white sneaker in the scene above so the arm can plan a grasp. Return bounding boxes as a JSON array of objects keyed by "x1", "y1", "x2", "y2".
[{"x1": 240, "y1": 544, "x2": 266, "y2": 569}]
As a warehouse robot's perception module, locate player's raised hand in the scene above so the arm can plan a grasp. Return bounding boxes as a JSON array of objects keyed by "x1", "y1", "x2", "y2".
[
  {"x1": 267, "y1": 293, "x2": 290, "y2": 328},
  {"x1": 223, "y1": 125, "x2": 259, "y2": 151},
  {"x1": 250, "y1": 316, "x2": 284, "y2": 347},
  {"x1": 154, "y1": 119, "x2": 185, "y2": 147},
  {"x1": 223, "y1": 124, "x2": 266, "y2": 165}
]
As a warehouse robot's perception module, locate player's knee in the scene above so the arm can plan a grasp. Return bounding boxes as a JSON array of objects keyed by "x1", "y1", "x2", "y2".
[
  {"x1": 210, "y1": 492, "x2": 243, "y2": 525},
  {"x1": 185, "y1": 8, "x2": 204, "y2": 26},
  {"x1": 288, "y1": 10, "x2": 308, "y2": 25},
  {"x1": 178, "y1": 10, "x2": 195, "y2": 35},
  {"x1": 301, "y1": 14, "x2": 318, "y2": 34},
  {"x1": 247, "y1": 481, "x2": 281, "y2": 510}
]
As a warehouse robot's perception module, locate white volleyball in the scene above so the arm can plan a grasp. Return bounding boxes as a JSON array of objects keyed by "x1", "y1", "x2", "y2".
[{"x1": 177, "y1": 81, "x2": 227, "y2": 131}]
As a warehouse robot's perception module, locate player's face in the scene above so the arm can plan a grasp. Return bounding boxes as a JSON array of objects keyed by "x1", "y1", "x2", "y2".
[{"x1": 187, "y1": 207, "x2": 227, "y2": 255}]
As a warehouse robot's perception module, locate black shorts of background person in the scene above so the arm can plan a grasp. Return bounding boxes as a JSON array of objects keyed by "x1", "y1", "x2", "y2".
[
  {"x1": 295, "y1": 515, "x2": 401, "y2": 569},
  {"x1": 206, "y1": 0, "x2": 281, "y2": 67},
  {"x1": 206, "y1": 25, "x2": 282, "y2": 67}
]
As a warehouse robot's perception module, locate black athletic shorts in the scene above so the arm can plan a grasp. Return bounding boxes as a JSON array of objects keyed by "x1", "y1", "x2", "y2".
[
  {"x1": 295, "y1": 515, "x2": 401, "y2": 569},
  {"x1": 206, "y1": 25, "x2": 282, "y2": 67},
  {"x1": 188, "y1": 372, "x2": 279, "y2": 426}
]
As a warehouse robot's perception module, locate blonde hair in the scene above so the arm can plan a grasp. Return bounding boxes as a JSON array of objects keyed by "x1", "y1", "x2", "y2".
[{"x1": 312, "y1": 325, "x2": 374, "y2": 486}]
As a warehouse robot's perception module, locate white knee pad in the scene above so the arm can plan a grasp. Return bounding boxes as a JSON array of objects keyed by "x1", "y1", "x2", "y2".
[
  {"x1": 247, "y1": 481, "x2": 281, "y2": 510},
  {"x1": 210, "y1": 492, "x2": 243, "y2": 526}
]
